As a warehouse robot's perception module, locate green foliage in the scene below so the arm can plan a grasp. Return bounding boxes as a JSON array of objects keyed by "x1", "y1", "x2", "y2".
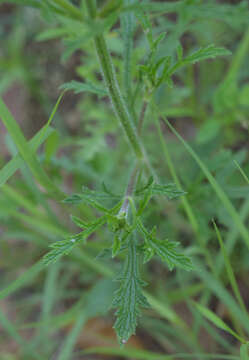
[
  {"x1": 194, "y1": 302, "x2": 246, "y2": 343},
  {"x1": 112, "y1": 239, "x2": 149, "y2": 344},
  {"x1": 41, "y1": 176, "x2": 190, "y2": 342},
  {"x1": 137, "y1": 219, "x2": 193, "y2": 270},
  {"x1": 0, "y1": 97, "x2": 64, "y2": 200},
  {"x1": 180, "y1": 45, "x2": 231, "y2": 65},
  {"x1": 240, "y1": 343, "x2": 249, "y2": 360},
  {"x1": 136, "y1": 182, "x2": 186, "y2": 199},
  {"x1": 140, "y1": 42, "x2": 231, "y2": 93},
  {"x1": 0, "y1": 0, "x2": 249, "y2": 357},
  {"x1": 43, "y1": 216, "x2": 106, "y2": 265}
]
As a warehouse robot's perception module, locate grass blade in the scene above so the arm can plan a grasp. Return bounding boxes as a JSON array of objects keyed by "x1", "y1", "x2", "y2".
[
  {"x1": 213, "y1": 220, "x2": 248, "y2": 315},
  {"x1": 0, "y1": 261, "x2": 44, "y2": 300},
  {"x1": 155, "y1": 115, "x2": 216, "y2": 274},
  {"x1": 194, "y1": 302, "x2": 245, "y2": 343},
  {"x1": 157, "y1": 109, "x2": 249, "y2": 249},
  {"x1": 0, "y1": 97, "x2": 64, "y2": 199},
  {"x1": 83, "y1": 346, "x2": 240, "y2": 359},
  {"x1": 234, "y1": 160, "x2": 249, "y2": 185},
  {"x1": 0, "y1": 310, "x2": 43, "y2": 360},
  {"x1": 0, "y1": 125, "x2": 54, "y2": 186},
  {"x1": 57, "y1": 311, "x2": 87, "y2": 360},
  {"x1": 240, "y1": 343, "x2": 249, "y2": 360},
  {"x1": 195, "y1": 263, "x2": 249, "y2": 334}
]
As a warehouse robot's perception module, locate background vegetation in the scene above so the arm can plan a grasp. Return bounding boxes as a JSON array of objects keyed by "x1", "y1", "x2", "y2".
[{"x1": 0, "y1": 0, "x2": 249, "y2": 359}]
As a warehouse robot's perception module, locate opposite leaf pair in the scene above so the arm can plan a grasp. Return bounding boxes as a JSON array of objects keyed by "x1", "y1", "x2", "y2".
[{"x1": 42, "y1": 179, "x2": 193, "y2": 343}]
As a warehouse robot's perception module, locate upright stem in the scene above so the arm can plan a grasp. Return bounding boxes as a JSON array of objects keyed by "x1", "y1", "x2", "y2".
[{"x1": 85, "y1": 0, "x2": 144, "y2": 160}]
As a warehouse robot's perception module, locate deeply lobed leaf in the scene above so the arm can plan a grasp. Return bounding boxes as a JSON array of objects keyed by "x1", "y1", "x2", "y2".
[
  {"x1": 183, "y1": 45, "x2": 232, "y2": 65},
  {"x1": 137, "y1": 220, "x2": 193, "y2": 271},
  {"x1": 136, "y1": 181, "x2": 185, "y2": 200},
  {"x1": 43, "y1": 217, "x2": 106, "y2": 266},
  {"x1": 112, "y1": 240, "x2": 149, "y2": 344},
  {"x1": 148, "y1": 238, "x2": 193, "y2": 271}
]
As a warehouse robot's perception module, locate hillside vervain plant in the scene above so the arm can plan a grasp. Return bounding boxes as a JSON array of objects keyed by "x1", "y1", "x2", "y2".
[
  {"x1": 2, "y1": 0, "x2": 247, "y2": 349},
  {"x1": 42, "y1": 0, "x2": 231, "y2": 344}
]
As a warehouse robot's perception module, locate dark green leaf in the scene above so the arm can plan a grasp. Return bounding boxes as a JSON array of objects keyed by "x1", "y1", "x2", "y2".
[
  {"x1": 42, "y1": 233, "x2": 85, "y2": 266},
  {"x1": 149, "y1": 238, "x2": 193, "y2": 271},
  {"x1": 137, "y1": 220, "x2": 192, "y2": 271},
  {"x1": 43, "y1": 217, "x2": 106, "y2": 265},
  {"x1": 112, "y1": 240, "x2": 149, "y2": 344}
]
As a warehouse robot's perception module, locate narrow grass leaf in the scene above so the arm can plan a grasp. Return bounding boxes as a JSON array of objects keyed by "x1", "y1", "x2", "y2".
[
  {"x1": 0, "y1": 310, "x2": 43, "y2": 360},
  {"x1": 83, "y1": 347, "x2": 239, "y2": 359},
  {"x1": 240, "y1": 343, "x2": 249, "y2": 360},
  {"x1": 57, "y1": 311, "x2": 87, "y2": 360},
  {"x1": 0, "y1": 97, "x2": 63, "y2": 199},
  {"x1": 194, "y1": 302, "x2": 245, "y2": 343},
  {"x1": 1, "y1": 184, "x2": 41, "y2": 216},
  {"x1": 0, "y1": 261, "x2": 44, "y2": 300},
  {"x1": 216, "y1": 198, "x2": 249, "y2": 274},
  {"x1": 35, "y1": 91, "x2": 65, "y2": 147},
  {"x1": 0, "y1": 126, "x2": 53, "y2": 186},
  {"x1": 195, "y1": 263, "x2": 249, "y2": 334},
  {"x1": 234, "y1": 160, "x2": 249, "y2": 185},
  {"x1": 213, "y1": 220, "x2": 248, "y2": 315},
  {"x1": 160, "y1": 113, "x2": 249, "y2": 249}
]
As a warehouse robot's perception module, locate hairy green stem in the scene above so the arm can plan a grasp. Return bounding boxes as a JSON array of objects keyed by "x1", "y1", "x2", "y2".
[{"x1": 85, "y1": 0, "x2": 144, "y2": 160}]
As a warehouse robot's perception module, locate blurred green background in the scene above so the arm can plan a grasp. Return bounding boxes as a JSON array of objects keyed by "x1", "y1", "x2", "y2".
[{"x1": 0, "y1": 0, "x2": 249, "y2": 359}]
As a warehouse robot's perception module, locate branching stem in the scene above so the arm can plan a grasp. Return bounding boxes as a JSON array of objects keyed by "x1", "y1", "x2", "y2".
[{"x1": 85, "y1": 0, "x2": 144, "y2": 160}]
